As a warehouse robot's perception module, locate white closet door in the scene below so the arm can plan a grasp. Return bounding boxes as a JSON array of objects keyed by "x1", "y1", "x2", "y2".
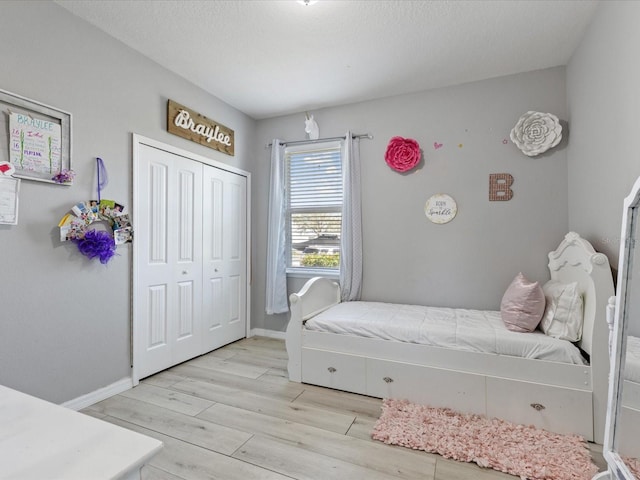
[
  {"x1": 136, "y1": 144, "x2": 203, "y2": 379},
  {"x1": 202, "y1": 165, "x2": 247, "y2": 351}
]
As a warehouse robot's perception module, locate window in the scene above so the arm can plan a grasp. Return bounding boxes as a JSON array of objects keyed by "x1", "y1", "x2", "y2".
[{"x1": 285, "y1": 141, "x2": 342, "y2": 272}]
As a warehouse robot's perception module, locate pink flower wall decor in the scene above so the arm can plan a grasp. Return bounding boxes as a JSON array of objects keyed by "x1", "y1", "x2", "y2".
[{"x1": 384, "y1": 136, "x2": 421, "y2": 172}]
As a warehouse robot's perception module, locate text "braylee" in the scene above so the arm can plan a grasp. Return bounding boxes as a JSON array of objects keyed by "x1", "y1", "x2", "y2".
[{"x1": 174, "y1": 110, "x2": 232, "y2": 147}]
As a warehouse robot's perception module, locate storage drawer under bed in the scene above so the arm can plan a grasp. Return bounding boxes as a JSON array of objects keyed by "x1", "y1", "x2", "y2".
[
  {"x1": 486, "y1": 377, "x2": 593, "y2": 440},
  {"x1": 301, "y1": 348, "x2": 367, "y2": 395},
  {"x1": 300, "y1": 347, "x2": 594, "y2": 440},
  {"x1": 366, "y1": 357, "x2": 487, "y2": 416}
]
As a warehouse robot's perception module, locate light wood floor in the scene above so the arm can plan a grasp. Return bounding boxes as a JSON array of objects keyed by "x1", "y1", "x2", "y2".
[{"x1": 82, "y1": 336, "x2": 606, "y2": 479}]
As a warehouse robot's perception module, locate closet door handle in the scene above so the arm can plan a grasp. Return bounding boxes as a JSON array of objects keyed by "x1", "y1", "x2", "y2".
[
  {"x1": 327, "y1": 367, "x2": 336, "y2": 373},
  {"x1": 383, "y1": 377, "x2": 393, "y2": 384},
  {"x1": 530, "y1": 403, "x2": 545, "y2": 411}
]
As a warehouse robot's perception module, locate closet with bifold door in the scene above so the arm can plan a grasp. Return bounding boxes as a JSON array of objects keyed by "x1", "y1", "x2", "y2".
[{"x1": 133, "y1": 135, "x2": 250, "y2": 382}]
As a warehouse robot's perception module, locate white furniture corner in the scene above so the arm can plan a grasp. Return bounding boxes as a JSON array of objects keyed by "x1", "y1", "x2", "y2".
[
  {"x1": 0, "y1": 384, "x2": 162, "y2": 480},
  {"x1": 597, "y1": 175, "x2": 640, "y2": 480}
]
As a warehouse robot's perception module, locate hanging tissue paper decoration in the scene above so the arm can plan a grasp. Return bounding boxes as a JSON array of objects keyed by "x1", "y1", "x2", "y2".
[
  {"x1": 74, "y1": 229, "x2": 117, "y2": 264},
  {"x1": 510, "y1": 111, "x2": 562, "y2": 156},
  {"x1": 58, "y1": 199, "x2": 132, "y2": 263},
  {"x1": 384, "y1": 136, "x2": 421, "y2": 172},
  {"x1": 304, "y1": 112, "x2": 319, "y2": 140},
  {"x1": 58, "y1": 158, "x2": 132, "y2": 264}
]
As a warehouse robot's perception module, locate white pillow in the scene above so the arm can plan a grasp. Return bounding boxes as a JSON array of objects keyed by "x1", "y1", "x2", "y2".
[{"x1": 540, "y1": 280, "x2": 584, "y2": 342}]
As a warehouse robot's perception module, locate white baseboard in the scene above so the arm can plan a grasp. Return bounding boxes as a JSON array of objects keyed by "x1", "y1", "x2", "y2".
[
  {"x1": 63, "y1": 331, "x2": 284, "y2": 411},
  {"x1": 62, "y1": 377, "x2": 133, "y2": 411},
  {"x1": 250, "y1": 328, "x2": 286, "y2": 340}
]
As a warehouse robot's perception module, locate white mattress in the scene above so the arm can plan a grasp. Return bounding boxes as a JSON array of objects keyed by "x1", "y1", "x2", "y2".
[
  {"x1": 626, "y1": 336, "x2": 640, "y2": 383},
  {"x1": 304, "y1": 301, "x2": 587, "y2": 365}
]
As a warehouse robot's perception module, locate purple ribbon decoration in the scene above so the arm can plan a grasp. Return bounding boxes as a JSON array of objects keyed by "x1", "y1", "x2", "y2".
[{"x1": 96, "y1": 157, "x2": 109, "y2": 203}]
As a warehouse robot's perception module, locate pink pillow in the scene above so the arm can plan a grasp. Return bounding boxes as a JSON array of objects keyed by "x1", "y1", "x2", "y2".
[{"x1": 500, "y1": 273, "x2": 545, "y2": 333}]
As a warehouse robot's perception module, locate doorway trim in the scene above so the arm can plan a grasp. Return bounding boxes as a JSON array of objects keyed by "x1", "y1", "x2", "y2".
[{"x1": 131, "y1": 133, "x2": 252, "y2": 385}]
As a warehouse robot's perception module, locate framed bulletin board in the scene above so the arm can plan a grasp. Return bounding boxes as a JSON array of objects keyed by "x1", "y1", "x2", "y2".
[{"x1": 0, "y1": 89, "x2": 72, "y2": 184}]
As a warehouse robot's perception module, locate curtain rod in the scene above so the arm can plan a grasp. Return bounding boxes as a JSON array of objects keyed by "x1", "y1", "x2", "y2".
[{"x1": 267, "y1": 133, "x2": 372, "y2": 148}]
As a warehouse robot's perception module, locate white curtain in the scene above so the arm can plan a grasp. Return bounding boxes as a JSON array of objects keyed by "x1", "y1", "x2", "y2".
[
  {"x1": 265, "y1": 139, "x2": 289, "y2": 314},
  {"x1": 339, "y1": 132, "x2": 363, "y2": 301}
]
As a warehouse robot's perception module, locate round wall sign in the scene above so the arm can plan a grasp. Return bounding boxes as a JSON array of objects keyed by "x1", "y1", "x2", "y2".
[{"x1": 424, "y1": 194, "x2": 457, "y2": 224}]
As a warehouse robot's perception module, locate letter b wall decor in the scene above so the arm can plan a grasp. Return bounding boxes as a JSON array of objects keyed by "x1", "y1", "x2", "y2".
[{"x1": 489, "y1": 173, "x2": 514, "y2": 201}]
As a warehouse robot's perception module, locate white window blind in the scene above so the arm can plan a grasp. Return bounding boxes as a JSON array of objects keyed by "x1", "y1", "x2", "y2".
[{"x1": 285, "y1": 142, "x2": 342, "y2": 270}]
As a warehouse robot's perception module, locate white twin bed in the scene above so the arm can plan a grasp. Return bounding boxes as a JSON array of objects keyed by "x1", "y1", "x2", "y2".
[
  {"x1": 285, "y1": 232, "x2": 615, "y2": 442},
  {"x1": 305, "y1": 301, "x2": 587, "y2": 365}
]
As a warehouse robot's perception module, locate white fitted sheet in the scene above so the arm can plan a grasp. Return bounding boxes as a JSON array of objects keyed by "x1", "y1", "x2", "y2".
[
  {"x1": 304, "y1": 301, "x2": 587, "y2": 365},
  {"x1": 626, "y1": 336, "x2": 640, "y2": 383}
]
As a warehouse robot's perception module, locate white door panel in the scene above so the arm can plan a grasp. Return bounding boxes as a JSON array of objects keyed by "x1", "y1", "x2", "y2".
[
  {"x1": 136, "y1": 144, "x2": 203, "y2": 379},
  {"x1": 202, "y1": 166, "x2": 247, "y2": 350},
  {"x1": 172, "y1": 165, "x2": 203, "y2": 365},
  {"x1": 223, "y1": 174, "x2": 247, "y2": 344}
]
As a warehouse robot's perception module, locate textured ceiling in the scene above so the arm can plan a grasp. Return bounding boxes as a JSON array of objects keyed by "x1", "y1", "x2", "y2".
[{"x1": 54, "y1": 0, "x2": 599, "y2": 120}]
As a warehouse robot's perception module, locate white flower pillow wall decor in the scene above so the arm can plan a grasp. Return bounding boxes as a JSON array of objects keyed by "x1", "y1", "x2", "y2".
[{"x1": 510, "y1": 111, "x2": 562, "y2": 157}]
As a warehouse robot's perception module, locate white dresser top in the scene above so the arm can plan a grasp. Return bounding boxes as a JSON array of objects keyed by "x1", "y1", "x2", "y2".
[{"x1": 0, "y1": 384, "x2": 162, "y2": 479}]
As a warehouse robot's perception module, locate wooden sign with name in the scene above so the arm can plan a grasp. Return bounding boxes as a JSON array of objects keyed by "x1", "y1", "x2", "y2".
[{"x1": 167, "y1": 99, "x2": 234, "y2": 156}]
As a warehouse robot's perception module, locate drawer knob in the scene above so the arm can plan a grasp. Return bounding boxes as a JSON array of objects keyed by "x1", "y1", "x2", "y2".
[
  {"x1": 383, "y1": 377, "x2": 394, "y2": 383},
  {"x1": 530, "y1": 403, "x2": 545, "y2": 411},
  {"x1": 327, "y1": 367, "x2": 336, "y2": 373}
]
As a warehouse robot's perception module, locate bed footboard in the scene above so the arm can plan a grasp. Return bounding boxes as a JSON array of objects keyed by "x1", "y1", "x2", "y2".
[{"x1": 286, "y1": 277, "x2": 341, "y2": 382}]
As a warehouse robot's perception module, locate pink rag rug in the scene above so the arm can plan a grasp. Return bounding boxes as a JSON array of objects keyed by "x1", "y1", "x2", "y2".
[
  {"x1": 623, "y1": 456, "x2": 640, "y2": 478},
  {"x1": 372, "y1": 399, "x2": 599, "y2": 480}
]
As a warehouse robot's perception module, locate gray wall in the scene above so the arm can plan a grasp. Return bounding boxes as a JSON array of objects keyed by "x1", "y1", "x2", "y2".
[
  {"x1": 567, "y1": 0, "x2": 640, "y2": 269},
  {"x1": 567, "y1": 1, "x2": 640, "y2": 339},
  {"x1": 253, "y1": 67, "x2": 569, "y2": 332},
  {"x1": 0, "y1": 1, "x2": 256, "y2": 403}
]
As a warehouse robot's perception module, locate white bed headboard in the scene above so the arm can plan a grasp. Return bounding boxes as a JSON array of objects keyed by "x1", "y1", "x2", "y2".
[{"x1": 547, "y1": 232, "x2": 614, "y2": 357}]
